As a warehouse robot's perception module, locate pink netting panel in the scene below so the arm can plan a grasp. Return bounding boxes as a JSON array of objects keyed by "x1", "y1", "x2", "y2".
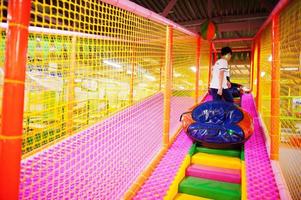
[
  {"x1": 169, "y1": 96, "x2": 194, "y2": 138},
  {"x1": 242, "y1": 94, "x2": 280, "y2": 200},
  {"x1": 133, "y1": 95, "x2": 211, "y2": 199},
  {"x1": 199, "y1": 93, "x2": 211, "y2": 102},
  {"x1": 169, "y1": 94, "x2": 210, "y2": 138},
  {"x1": 19, "y1": 93, "x2": 164, "y2": 200},
  {"x1": 133, "y1": 130, "x2": 193, "y2": 199}
]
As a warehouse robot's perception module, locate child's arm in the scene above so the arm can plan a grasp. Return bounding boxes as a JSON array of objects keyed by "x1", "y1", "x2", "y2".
[
  {"x1": 226, "y1": 70, "x2": 231, "y2": 88},
  {"x1": 218, "y1": 70, "x2": 225, "y2": 95}
]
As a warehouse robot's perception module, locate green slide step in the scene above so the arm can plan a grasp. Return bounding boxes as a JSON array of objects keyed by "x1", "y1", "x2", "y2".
[
  {"x1": 189, "y1": 143, "x2": 197, "y2": 156},
  {"x1": 240, "y1": 148, "x2": 245, "y2": 161},
  {"x1": 196, "y1": 147, "x2": 241, "y2": 158},
  {"x1": 179, "y1": 176, "x2": 241, "y2": 200}
]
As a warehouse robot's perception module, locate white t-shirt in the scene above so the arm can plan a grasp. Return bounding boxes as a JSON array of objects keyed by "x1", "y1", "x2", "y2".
[{"x1": 209, "y1": 59, "x2": 229, "y2": 89}]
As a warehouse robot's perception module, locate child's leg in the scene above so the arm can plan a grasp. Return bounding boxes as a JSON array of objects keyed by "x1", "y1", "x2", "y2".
[
  {"x1": 210, "y1": 88, "x2": 222, "y2": 101},
  {"x1": 222, "y1": 89, "x2": 234, "y2": 103}
]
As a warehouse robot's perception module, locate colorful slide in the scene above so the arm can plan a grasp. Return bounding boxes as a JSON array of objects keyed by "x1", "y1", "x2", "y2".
[
  {"x1": 174, "y1": 144, "x2": 244, "y2": 200},
  {"x1": 176, "y1": 98, "x2": 248, "y2": 199},
  {"x1": 134, "y1": 94, "x2": 280, "y2": 200}
]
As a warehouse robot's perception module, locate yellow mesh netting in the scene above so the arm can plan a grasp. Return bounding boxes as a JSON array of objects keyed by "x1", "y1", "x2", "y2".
[
  {"x1": 22, "y1": 0, "x2": 166, "y2": 156},
  {"x1": 169, "y1": 30, "x2": 197, "y2": 137},
  {"x1": 229, "y1": 52, "x2": 251, "y2": 88},
  {"x1": 199, "y1": 39, "x2": 210, "y2": 95},
  {"x1": 14, "y1": 0, "x2": 202, "y2": 199},
  {"x1": 19, "y1": 1, "x2": 171, "y2": 199},
  {"x1": 258, "y1": 24, "x2": 272, "y2": 133},
  {"x1": 278, "y1": 0, "x2": 301, "y2": 199}
]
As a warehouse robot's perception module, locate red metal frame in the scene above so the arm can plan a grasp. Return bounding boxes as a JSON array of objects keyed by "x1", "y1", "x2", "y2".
[
  {"x1": 208, "y1": 41, "x2": 213, "y2": 86},
  {"x1": 211, "y1": 42, "x2": 218, "y2": 63},
  {"x1": 213, "y1": 37, "x2": 253, "y2": 43},
  {"x1": 215, "y1": 48, "x2": 251, "y2": 52},
  {"x1": 255, "y1": 38, "x2": 261, "y2": 110},
  {"x1": 218, "y1": 21, "x2": 263, "y2": 32},
  {"x1": 0, "y1": 0, "x2": 31, "y2": 199},
  {"x1": 250, "y1": 41, "x2": 255, "y2": 92}
]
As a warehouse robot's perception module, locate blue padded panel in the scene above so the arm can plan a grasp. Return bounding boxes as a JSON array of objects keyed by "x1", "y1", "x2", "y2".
[
  {"x1": 192, "y1": 101, "x2": 243, "y2": 125},
  {"x1": 187, "y1": 101, "x2": 245, "y2": 145}
]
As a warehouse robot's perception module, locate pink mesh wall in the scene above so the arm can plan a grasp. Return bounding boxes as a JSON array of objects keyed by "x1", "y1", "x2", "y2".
[
  {"x1": 19, "y1": 93, "x2": 164, "y2": 199},
  {"x1": 133, "y1": 94, "x2": 211, "y2": 199},
  {"x1": 169, "y1": 96, "x2": 194, "y2": 138},
  {"x1": 242, "y1": 94, "x2": 280, "y2": 200},
  {"x1": 133, "y1": 130, "x2": 193, "y2": 199},
  {"x1": 169, "y1": 94, "x2": 210, "y2": 138}
]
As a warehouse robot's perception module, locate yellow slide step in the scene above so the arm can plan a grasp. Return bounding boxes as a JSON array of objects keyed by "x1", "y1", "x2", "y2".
[
  {"x1": 174, "y1": 193, "x2": 212, "y2": 200},
  {"x1": 191, "y1": 153, "x2": 241, "y2": 170}
]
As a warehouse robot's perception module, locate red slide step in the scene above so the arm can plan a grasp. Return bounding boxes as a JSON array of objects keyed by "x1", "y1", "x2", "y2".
[{"x1": 186, "y1": 164, "x2": 241, "y2": 184}]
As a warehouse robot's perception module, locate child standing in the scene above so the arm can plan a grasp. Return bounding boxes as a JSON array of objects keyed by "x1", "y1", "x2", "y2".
[{"x1": 209, "y1": 47, "x2": 233, "y2": 103}]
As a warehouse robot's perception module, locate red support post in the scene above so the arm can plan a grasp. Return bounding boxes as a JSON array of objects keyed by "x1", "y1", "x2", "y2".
[
  {"x1": 0, "y1": 0, "x2": 31, "y2": 199},
  {"x1": 250, "y1": 41, "x2": 255, "y2": 92},
  {"x1": 208, "y1": 41, "x2": 213, "y2": 86},
  {"x1": 163, "y1": 25, "x2": 173, "y2": 148},
  {"x1": 213, "y1": 43, "x2": 218, "y2": 63},
  {"x1": 256, "y1": 37, "x2": 261, "y2": 110}
]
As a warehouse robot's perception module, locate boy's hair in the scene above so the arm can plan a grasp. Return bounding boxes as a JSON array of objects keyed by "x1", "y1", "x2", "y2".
[{"x1": 221, "y1": 47, "x2": 232, "y2": 56}]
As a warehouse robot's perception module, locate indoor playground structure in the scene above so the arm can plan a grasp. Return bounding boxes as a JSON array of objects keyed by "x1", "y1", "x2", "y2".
[{"x1": 0, "y1": 0, "x2": 300, "y2": 200}]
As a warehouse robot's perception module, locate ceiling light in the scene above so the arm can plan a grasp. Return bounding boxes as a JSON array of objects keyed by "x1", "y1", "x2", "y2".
[
  {"x1": 260, "y1": 72, "x2": 266, "y2": 77},
  {"x1": 280, "y1": 67, "x2": 299, "y2": 71},
  {"x1": 174, "y1": 71, "x2": 182, "y2": 77},
  {"x1": 144, "y1": 74, "x2": 156, "y2": 81},
  {"x1": 103, "y1": 60, "x2": 122, "y2": 68},
  {"x1": 190, "y1": 66, "x2": 196, "y2": 72}
]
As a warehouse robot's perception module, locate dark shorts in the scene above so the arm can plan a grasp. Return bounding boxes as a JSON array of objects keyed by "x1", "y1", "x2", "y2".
[{"x1": 210, "y1": 88, "x2": 234, "y2": 103}]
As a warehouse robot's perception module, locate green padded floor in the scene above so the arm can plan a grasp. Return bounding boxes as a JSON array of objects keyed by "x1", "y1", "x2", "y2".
[{"x1": 196, "y1": 147, "x2": 241, "y2": 158}]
